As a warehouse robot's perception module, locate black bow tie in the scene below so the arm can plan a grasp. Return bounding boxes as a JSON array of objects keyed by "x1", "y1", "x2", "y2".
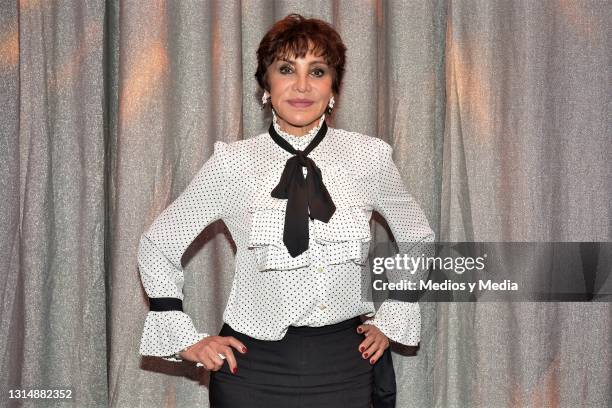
[{"x1": 268, "y1": 120, "x2": 336, "y2": 257}]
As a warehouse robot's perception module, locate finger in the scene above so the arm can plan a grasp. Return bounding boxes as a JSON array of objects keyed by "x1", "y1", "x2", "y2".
[
  {"x1": 221, "y1": 346, "x2": 238, "y2": 375},
  {"x1": 369, "y1": 347, "x2": 385, "y2": 365},
  {"x1": 224, "y1": 336, "x2": 248, "y2": 354},
  {"x1": 205, "y1": 348, "x2": 225, "y2": 371},
  {"x1": 198, "y1": 351, "x2": 217, "y2": 371},
  {"x1": 358, "y1": 324, "x2": 378, "y2": 337},
  {"x1": 364, "y1": 336, "x2": 384, "y2": 358},
  {"x1": 358, "y1": 333, "x2": 376, "y2": 354}
]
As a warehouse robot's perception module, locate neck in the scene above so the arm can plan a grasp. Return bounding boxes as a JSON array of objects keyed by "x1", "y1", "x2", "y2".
[{"x1": 273, "y1": 111, "x2": 324, "y2": 137}]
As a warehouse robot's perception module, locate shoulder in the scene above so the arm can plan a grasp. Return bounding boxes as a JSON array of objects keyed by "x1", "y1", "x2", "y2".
[
  {"x1": 209, "y1": 132, "x2": 271, "y2": 162},
  {"x1": 208, "y1": 132, "x2": 277, "y2": 178},
  {"x1": 211, "y1": 134, "x2": 257, "y2": 152},
  {"x1": 329, "y1": 126, "x2": 378, "y2": 144},
  {"x1": 329, "y1": 126, "x2": 389, "y2": 152},
  {"x1": 325, "y1": 127, "x2": 391, "y2": 169}
]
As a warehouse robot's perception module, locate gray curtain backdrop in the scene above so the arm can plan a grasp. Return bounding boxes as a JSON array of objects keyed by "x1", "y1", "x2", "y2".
[{"x1": 1, "y1": 0, "x2": 609, "y2": 407}]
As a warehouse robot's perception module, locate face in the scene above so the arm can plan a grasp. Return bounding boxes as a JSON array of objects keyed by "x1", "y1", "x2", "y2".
[{"x1": 266, "y1": 49, "x2": 334, "y2": 136}]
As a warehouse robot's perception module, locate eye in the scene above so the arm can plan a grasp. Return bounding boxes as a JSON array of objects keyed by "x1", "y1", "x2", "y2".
[
  {"x1": 311, "y1": 68, "x2": 326, "y2": 77},
  {"x1": 279, "y1": 64, "x2": 293, "y2": 74}
]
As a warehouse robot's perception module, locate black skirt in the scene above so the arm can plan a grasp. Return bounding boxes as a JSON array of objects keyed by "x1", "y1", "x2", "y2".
[{"x1": 208, "y1": 316, "x2": 374, "y2": 408}]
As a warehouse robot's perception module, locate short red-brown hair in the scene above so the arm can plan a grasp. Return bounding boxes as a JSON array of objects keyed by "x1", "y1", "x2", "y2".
[{"x1": 255, "y1": 14, "x2": 347, "y2": 95}]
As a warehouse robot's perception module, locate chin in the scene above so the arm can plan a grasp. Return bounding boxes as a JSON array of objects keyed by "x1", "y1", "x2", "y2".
[
  {"x1": 287, "y1": 117, "x2": 315, "y2": 127},
  {"x1": 280, "y1": 111, "x2": 321, "y2": 126}
]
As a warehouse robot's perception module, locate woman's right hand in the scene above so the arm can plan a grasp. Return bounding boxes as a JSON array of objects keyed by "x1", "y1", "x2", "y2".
[{"x1": 179, "y1": 336, "x2": 247, "y2": 374}]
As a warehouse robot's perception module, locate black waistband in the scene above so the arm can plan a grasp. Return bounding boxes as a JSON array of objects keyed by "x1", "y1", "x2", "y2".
[{"x1": 286, "y1": 316, "x2": 362, "y2": 336}]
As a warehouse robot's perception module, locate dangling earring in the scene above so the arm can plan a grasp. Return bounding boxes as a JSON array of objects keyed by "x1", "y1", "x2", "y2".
[
  {"x1": 326, "y1": 95, "x2": 335, "y2": 114},
  {"x1": 261, "y1": 90, "x2": 270, "y2": 109}
]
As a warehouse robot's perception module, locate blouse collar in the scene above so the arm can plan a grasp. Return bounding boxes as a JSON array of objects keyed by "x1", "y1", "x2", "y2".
[{"x1": 272, "y1": 109, "x2": 326, "y2": 150}]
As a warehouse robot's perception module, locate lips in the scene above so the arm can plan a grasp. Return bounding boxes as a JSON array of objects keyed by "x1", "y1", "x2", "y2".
[{"x1": 287, "y1": 99, "x2": 314, "y2": 108}]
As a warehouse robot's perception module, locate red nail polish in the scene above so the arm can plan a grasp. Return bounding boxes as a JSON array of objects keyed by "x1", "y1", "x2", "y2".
[
  {"x1": 357, "y1": 327, "x2": 363, "y2": 333},
  {"x1": 232, "y1": 367, "x2": 238, "y2": 374},
  {"x1": 363, "y1": 352, "x2": 368, "y2": 358},
  {"x1": 242, "y1": 346, "x2": 247, "y2": 353},
  {"x1": 370, "y1": 359, "x2": 375, "y2": 364},
  {"x1": 359, "y1": 346, "x2": 365, "y2": 352}
]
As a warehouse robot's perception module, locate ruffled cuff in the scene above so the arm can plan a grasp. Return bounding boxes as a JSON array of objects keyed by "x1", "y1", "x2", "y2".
[
  {"x1": 139, "y1": 310, "x2": 209, "y2": 363},
  {"x1": 362, "y1": 300, "x2": 421, "y2": 346}
]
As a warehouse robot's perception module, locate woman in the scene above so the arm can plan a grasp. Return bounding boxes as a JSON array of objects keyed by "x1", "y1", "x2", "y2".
[{"x1": 137, "y1": 13, "x2": 434, "y2": 408}]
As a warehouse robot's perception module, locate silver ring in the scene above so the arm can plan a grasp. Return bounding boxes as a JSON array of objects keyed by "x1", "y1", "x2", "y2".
[{"x1": 217, "y1": 353, "x2": 226, "y2": 360}]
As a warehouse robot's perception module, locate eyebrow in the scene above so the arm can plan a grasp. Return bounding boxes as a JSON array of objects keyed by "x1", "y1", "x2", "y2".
[{"x1": 278, "y1": 57, "x2": 328, "y2": 65}]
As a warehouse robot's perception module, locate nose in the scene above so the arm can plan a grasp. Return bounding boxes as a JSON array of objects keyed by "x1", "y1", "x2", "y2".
[{"x1": 293, "y1": 72, "x2": 311, "y2": 93}]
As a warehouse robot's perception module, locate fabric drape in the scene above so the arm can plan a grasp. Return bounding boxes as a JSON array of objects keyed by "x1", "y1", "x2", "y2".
[{"x1": 1, "y1": 1, "x2": 609, "y2": 407}]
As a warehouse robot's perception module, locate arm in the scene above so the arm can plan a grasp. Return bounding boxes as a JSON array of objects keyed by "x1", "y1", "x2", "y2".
[
  {"x1": 137, "y1": 141, "x2": 229, "y2": 362},
  {"x1": 362, "y1": 138, "x2": 435, "y2": 346}
]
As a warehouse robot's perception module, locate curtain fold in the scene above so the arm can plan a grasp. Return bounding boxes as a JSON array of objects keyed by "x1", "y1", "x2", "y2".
[
  {"x1": 438, "y1": 1, "x2": 611, "y2": 407},
  {"x1": 1, "y1": 1, "x2": 109, "y2": 407},
  {"x1": 1, "y1": 0, "x2": 609, "y2": 407}
]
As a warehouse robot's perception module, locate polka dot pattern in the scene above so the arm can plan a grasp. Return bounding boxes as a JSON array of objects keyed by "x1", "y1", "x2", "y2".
[
  {"x1": 360, "y1": 139, "x2": 436, "y2": 345},
  {"x1": 137, "y1": 123, "x2": 435, "y2": 362}
]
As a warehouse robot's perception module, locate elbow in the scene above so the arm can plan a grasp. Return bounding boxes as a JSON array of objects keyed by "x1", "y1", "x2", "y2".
[{"x1": 136, "y1": 233, "x2": 151, "y2": 268}]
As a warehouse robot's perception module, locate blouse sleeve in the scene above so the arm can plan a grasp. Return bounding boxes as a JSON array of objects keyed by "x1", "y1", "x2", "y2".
[
  {"x1": 362, "y1": 139, "x2": 435, "y2": 346},
  {"x1": 137, "y1": 141, "x2": 229, "y2": 362}
]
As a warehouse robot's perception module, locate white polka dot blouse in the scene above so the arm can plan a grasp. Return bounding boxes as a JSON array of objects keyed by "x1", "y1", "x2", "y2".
[{"x1": 137, "y1": 113, "x2": 436, "y2": 362}]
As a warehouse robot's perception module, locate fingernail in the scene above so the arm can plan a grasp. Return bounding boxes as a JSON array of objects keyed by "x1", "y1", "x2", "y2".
[
  {"x1": 242, "y1": 346, "x2": 247, "y2": 353},
  {"x1": 357, "y1": 327, "x2": 363, "y2": 333},
  {"x1": 363, "y1": 352, "x2": 368, "y2": 358},
  {"x1": 359, "y1": 346, "x2": 365, "y2": 352},
  {"x1": 232, "y1": 367, "x2": 238, "y2": 374},
  {"x1": 370, "y1": 359, "x2": 375, "y2": 365}
]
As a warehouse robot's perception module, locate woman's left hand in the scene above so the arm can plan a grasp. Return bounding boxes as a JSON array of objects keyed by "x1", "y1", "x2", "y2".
[{"x1": 356, "y1": 324, "x2": 390, "y2": 365}]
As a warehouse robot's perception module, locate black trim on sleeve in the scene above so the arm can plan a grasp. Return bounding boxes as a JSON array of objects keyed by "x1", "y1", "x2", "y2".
[{"x1": 149, "y1": 297, "x2": 184, "y2": 312}]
